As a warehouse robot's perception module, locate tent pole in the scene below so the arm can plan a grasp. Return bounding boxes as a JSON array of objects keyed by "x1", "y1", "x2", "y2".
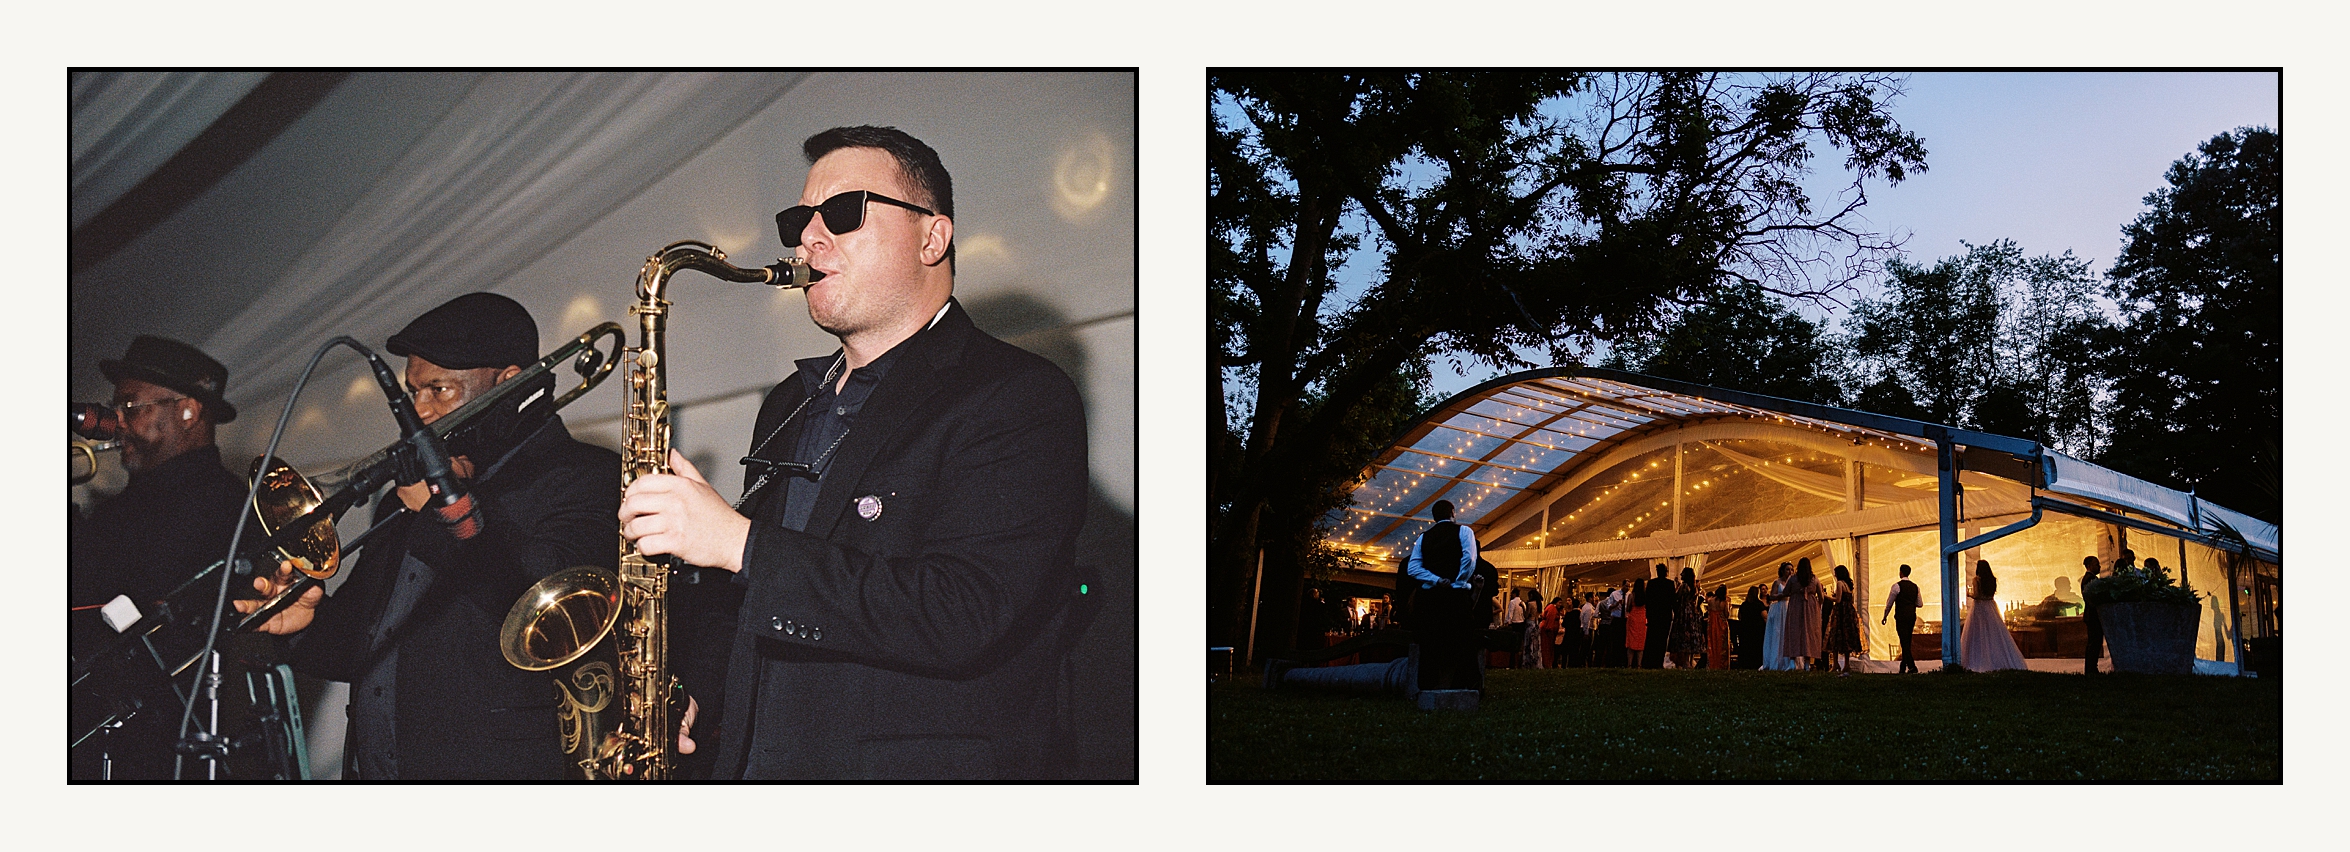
[
  {"x1": 1246, "y1": 548, "x2": 1264, "y2": 670},
  {"x1": 1936, "y1": 432, "x2": 1961, "y2": 667}
]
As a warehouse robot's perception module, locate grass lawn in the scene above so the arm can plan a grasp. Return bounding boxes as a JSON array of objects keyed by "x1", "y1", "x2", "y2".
[{"x1": 1209, "y1": 666, "x2": 2279, "y2": 781}]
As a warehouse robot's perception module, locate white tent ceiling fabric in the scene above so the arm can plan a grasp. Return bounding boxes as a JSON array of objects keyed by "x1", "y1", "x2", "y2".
[
  {"x1": 185, "y1": 73, "x2": 806, "y2": 414},
  {"x1": 69, "y1": 69, "x2": 1138, "y2": 523},
  {"x1": 2042, "y1": 449, "x2": 2279, "y2": 555},
  {"x1": 69, "y1": 71, "x2": 268, "y2": 229}
]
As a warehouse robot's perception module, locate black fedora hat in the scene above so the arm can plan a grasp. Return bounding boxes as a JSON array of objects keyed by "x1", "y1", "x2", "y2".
[{"x1": 99, "y1": 335, "x2": 238, "y2": 423}]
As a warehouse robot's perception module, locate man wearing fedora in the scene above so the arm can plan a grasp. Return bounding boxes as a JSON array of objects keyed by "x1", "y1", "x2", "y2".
[
  {"x1": 70, "y1": 335, "x2": 250, "y2": 779},
  {"x1": 240, "y1": 292, "x2": 619, "y2": 780}
]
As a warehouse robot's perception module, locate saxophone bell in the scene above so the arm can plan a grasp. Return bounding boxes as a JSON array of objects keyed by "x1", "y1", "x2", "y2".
[{"x1": 503, "y1": 240, "x2": 786, "y2": 780}]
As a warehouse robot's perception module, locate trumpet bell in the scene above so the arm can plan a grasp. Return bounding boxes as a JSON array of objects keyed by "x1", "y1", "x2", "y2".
[
  {"x1": 248, "y1": 456, "x2": 341, "y2": 579},
  {"x1": 500, "y1": 567, "x2": 622, "y2": 672}
]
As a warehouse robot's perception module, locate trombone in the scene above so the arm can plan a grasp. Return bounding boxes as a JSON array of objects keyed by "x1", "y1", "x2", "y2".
[
  {"x1": 234, "y1": 321, "x2": 628, "y2": 629},
  {"x1": 73, "y1": 323, "x2": 624, "y2": 754}
]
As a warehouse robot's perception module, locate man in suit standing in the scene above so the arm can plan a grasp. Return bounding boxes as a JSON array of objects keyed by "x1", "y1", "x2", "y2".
[
  {"x1": 1879, "y1": 563, "x2": 1923, "y2": 673},
  {"x1": 1643, "y1": 564, "x2": 1677, "y2": 668},
  {"x1": 2081, "y1": 555, "x2": 2106, "y2": 674},
  {"x1": 1401, "y1": 500, "x2": 1479, "y2": 691},
  {"x1": 620, "y1": 126, "x2": 1091, "y2": 779}
]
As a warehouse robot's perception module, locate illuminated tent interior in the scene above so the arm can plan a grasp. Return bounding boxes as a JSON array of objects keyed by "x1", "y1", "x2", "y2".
[{"x1": 1325, "y1": 368, "x2": 2280, "y2": 671}]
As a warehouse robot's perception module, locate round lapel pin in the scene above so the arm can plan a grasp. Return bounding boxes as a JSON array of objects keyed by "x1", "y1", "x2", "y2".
[{"x1": 856, "y1": 494, "x2": 884, "y2": 521}]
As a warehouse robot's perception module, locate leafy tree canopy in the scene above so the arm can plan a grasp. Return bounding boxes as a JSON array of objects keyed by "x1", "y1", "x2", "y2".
[
  {"x1": 1210, "y1": 71, "x2": 1928, "y2": 653},
  {"x1": 1844, "y1": 239, "x2": 2109, "y2": 453},
  {"x1": 2100, "y1": 127, "x2": 2280, "y2": 521},
  {"x1": 1602, "y1": 281, "x2": 1844, "y2": 406}
]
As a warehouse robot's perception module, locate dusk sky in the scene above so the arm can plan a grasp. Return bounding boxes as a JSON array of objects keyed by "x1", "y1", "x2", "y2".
[{"x1": 1412, "y1": 70, "x2": 2282, "y2": 398}]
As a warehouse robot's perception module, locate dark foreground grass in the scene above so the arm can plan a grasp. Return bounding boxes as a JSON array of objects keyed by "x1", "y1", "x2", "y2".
[{"x1": 1209, "y1": 667, "x2": 2279, "y2": 781}]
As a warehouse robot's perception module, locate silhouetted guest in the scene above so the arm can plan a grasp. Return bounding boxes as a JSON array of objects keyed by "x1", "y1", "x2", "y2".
[
  {"x1": 1643, "y1": 564, "x2": 1677, "y2": 669},
  {"x1": 1880, "y1": 564, "x2": 1923, "y2": 673},
  {"x1": 1705, "y1": 585, "x2": 1731, "y2": 669},
  {"x1": 1402, "y1": 500, "x2": 1479, "y2": 691},
  {"x1": 1538, "y1": 595, "x2": 1564, "y2": 669},
  {"x1": 1624, "y1": 579, "x2": 1649, "y2": 668},
  {"x1": 1960, "y1": 559, "x2": 2027, "y2": 672},
  {"x1": 1825, "y1": 564, "x2": 1863, "y2": 675},
  {"x1": 2081, "y1": 556, "x2": 2105, "y2": 674},
  {"x1": 1574, "y1": 592, "x2": 1597, "y2": 668},
  {"x1": 1298, "y1": 587, "x2": 1334, "y2": 650},
  {"x1": 1777, "y1": 559, "x2": 1824, "y2": 671},
  {"x1": 1736, "y1": 585, "x2": 1766, "y2": 669},
  {"x1": 1599, "y1": 586, "x2": 1626, "y2": 667},
  {"x1": 1762, "y1": 563, "x2": 1799, "y2": 671},
  {"x1": 1672, "y1": 566, "x2": 1706, "y2": 669}
]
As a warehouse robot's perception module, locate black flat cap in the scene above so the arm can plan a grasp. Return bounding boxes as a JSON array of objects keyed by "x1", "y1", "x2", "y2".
[
  {"x1": 386, "y1": 293, "x2": 539, "y2": 370},
  {"x1": 100, "y1": 335, "x2": 237, "y2": 423}
]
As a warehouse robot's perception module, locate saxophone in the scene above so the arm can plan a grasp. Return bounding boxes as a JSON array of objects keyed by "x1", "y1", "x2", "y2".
[{"x1": 502, "y1": 241, "x2": 815, "y2": 779}]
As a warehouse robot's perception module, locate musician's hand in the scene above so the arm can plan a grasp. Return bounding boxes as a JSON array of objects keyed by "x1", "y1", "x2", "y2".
[
  {"x1": 232, "y1": 561, "x2": 321, "y2": 635},
  {"x1": 677, "y1": 695, "x2": 699, "y2": 755},
  {"x1": 620, "y1": 450, "x2": 749, "y2": 573},
  {"x1": 395, "y1": 455, "x2": 476, "y2": 512}
]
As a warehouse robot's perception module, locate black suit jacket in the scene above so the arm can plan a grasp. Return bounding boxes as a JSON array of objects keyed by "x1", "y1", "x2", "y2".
[
  {"x1": 713, "y1": 300, "x2": 1089, "y2": 780},
  {"x1": 292, "y1": 415, "x2": 617, "y2": 779},
  {"x1": 1645, "y1": 577, "x2": 1678, "y2": 633}
]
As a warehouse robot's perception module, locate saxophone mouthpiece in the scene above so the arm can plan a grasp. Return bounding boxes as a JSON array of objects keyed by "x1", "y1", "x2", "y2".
[{"x1": 768, "y1": 257, "x2": 826, "y2": 289}]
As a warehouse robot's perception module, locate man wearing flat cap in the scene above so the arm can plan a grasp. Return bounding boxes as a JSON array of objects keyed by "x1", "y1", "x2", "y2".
[
  {"x1": 242, "y1": 292, "x2": 619, "y2": 779},
  {"x1": 70, "y1": 335, "x2": 250, "y2": 779}
]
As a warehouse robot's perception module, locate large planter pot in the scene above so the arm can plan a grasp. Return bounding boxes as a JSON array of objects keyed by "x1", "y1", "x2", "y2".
[{"x1": 2098, "y1": 601, "x2": 2200, "y2": 675}]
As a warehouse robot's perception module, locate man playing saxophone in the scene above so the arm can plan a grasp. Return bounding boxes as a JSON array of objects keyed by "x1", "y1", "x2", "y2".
[
  {"x1": 240, "y1": 293, "x2": 620, "y2": 779},
  {"x1": 619, "y1": 126, "x2": 1091, "y2": 779}
]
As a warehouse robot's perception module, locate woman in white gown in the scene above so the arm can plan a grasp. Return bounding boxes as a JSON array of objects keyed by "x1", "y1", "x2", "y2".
[
  {"x1": 1960, "y1": 559, "x2": 2028, "y2": 672},
  {"x1": 1761, "y1": 562, "x2": 1800, "y2": 671}
]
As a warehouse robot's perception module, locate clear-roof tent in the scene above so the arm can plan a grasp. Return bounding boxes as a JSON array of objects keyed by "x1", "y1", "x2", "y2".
[{"x1": 1325, "y1": 368, "x2": 2279, "y2": 567}]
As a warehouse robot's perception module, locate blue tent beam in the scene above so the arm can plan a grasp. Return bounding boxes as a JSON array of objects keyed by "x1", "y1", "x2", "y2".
[
  {"x1": 2028, "y1": 496, "x2": 2277, "y2": 563},
  {"x1": 1945, "y1": 500, "x2": 2046, "y2": 556}
]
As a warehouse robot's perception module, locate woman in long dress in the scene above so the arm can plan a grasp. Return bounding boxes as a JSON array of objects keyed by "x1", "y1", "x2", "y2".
[
  {"x1": 1960, "y1": 559, "x2": 2028, "y2": 672},
  {"x1": 1778, "y1": 558, "x2": 1825, "y2": 670},
  {"x1": 1538, "y1": 596, "x2": 1563, "y2": 669},
  {"x1": 1623, "y1": 580, "x2": 1648, "y2": 668},
  {"x1": 1705, "y1": 584, "x2": 1731, "y2": 669},
  {"x1": 1673, "y1": 567, "x2": 1706, "y2": 668},
  {"x1": 1761, "y1": 563, "x2": 1796, "y2": 671},
  {"x1": 1825, "y1": 564, "x2": 1864, "y2": 675}
]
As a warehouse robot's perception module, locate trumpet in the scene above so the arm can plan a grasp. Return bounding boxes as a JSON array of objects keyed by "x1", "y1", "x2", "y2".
[
  {"x1": 69, "y1": 402, "x2": 120, "y2": 485},
  {"x1": 69, "y1": 441, "x2": 115, "y2": 486}
]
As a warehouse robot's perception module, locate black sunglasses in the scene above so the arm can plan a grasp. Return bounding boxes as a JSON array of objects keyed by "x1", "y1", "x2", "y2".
[{"x1": 775, "y1": 190, "x2": 936, "y2": 247}]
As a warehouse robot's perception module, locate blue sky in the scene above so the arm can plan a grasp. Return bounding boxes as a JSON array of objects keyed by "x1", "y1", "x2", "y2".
[
  {"x1": 1838, "y1": 71, "x2": 2278, "y2": 285},
  {"x1": 1421, "y1": 71, "x2": 2281, "y2": 398}
]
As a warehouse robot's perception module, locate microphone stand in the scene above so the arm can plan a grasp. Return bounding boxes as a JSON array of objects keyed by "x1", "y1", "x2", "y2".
[
  {"x1": 63, "y1": 474, "x2": 404, "y2": 755},
  {"x1": 174, "y1": 336, "x2": 391, "y2": 779}
]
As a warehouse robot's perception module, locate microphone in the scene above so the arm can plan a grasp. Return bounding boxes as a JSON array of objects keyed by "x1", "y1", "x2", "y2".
[
  {"x1": 71, "y1": 402, "x2": 120, "y2": 442},
  {"x1": 361, "y1": 351, "x2": 483, "y2": 540}
]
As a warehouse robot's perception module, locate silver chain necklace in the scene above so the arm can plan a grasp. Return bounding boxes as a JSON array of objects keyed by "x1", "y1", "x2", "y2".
[{"x1": 734, "y1": 354, "x2": 849, "y2": 511}]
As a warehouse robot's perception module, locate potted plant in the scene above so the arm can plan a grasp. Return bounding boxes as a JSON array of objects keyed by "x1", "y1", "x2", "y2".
[{"x1": 2085, "y1": 560, "x2": 2202, "y2": 675}]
